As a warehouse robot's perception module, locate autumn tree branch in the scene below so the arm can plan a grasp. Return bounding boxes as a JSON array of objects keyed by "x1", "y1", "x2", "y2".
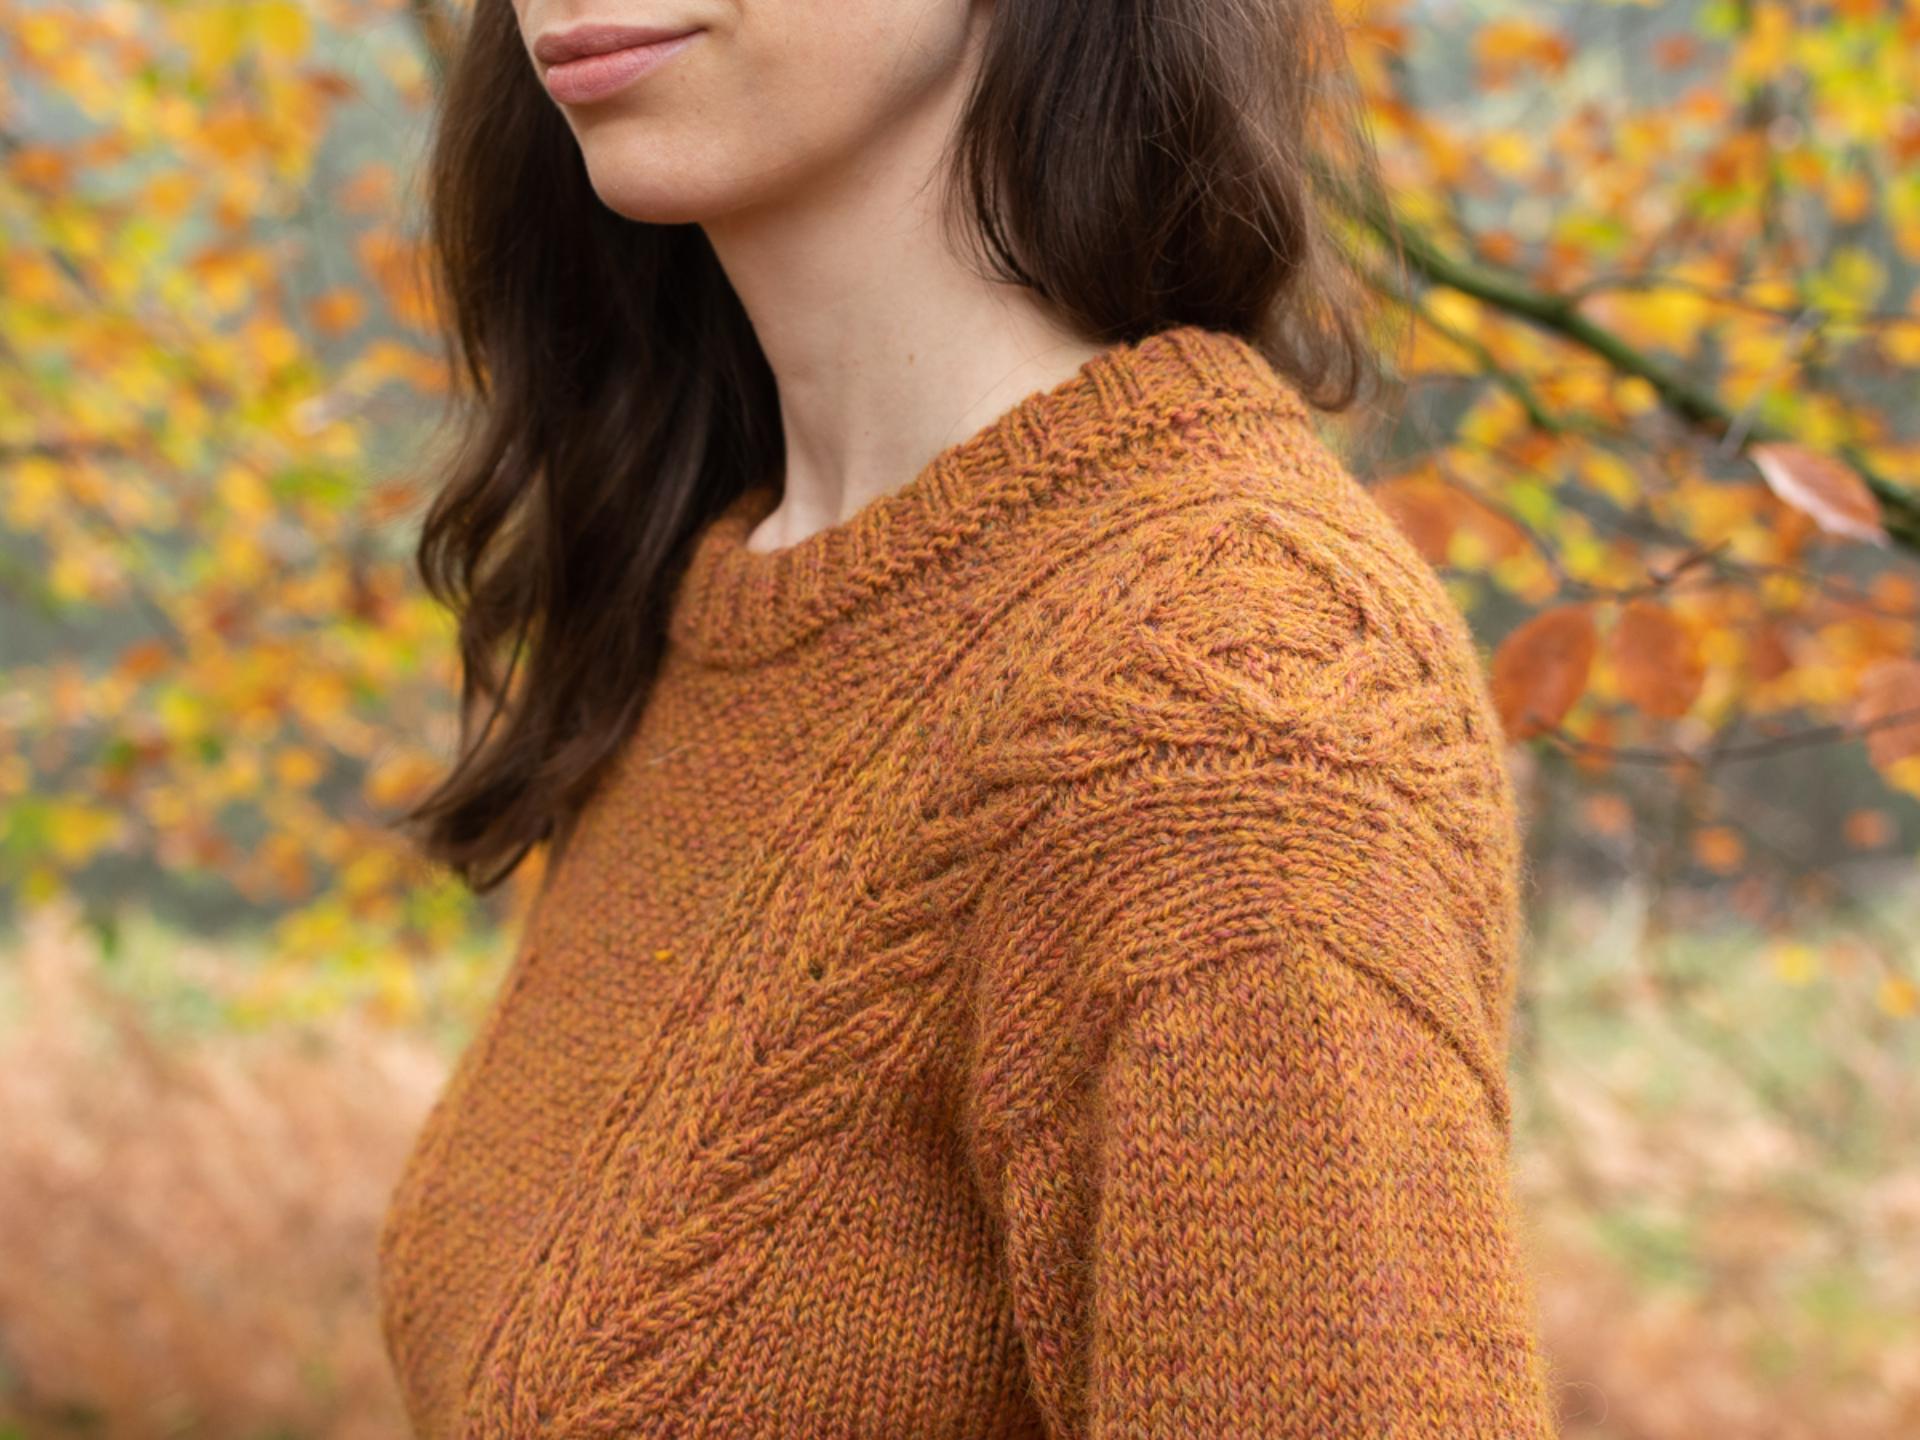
[{"x1": 1353, "y1": 196, "x2": 1920, "y2": 552}]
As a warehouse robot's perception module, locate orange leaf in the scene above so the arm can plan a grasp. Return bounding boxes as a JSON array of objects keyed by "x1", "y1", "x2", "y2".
[
  {"x1": 1749, "y1": 442, "x2": 1888, "y2": 546},
  {"x1": 308, "y1": 287, "x2": 365, "y2": 336},
  {"x1": 1844, "y1": 808, "x2": 1894, "y2": 849},
  {"x1": 1373, "y1": 471, "x2": 1527, "y2": 568},
  {"x1": 1748, "y1": 619, "x2": 1795, "y2": 685},
  {"x1": 1653, "y1": 35, "x2": 1700, "y2": 69},
  {"x1": 1692, "y1": 824, "x2": 1745, "y2": 875},
  {"x1": 1491, "y1": 603, "x2": 1596, "y2": 740},
  {"x1": 1582, "y1": 791, "x2": 1633, "y2": 837},
  {"x1": 1372, "y1": 476, "x2": 1458, "y2": 565},
  {"x1": 356, "y1": 229, "x2": 436, "y2": 332},
  {"x1": 1854, "y1": 657, "x2": 1920, "y2": 770},
  {"x1": 1610, "y1": 598, "x2": 1705, "y2": 719},
  {"x1": 10, "y1": 144, "x2": 71, "y2": 190},
  {"x1": 116, "y1": 639, "x2": 174, "y2": 683},
  {"x1": 1473, "y1": 19, "x2": 1572, "y2": 87}
]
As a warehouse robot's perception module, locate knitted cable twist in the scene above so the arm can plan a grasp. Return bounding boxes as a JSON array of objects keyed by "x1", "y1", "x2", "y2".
[{"x1": 374, "y1": 323, "x2": 1562, "y2": 1438}]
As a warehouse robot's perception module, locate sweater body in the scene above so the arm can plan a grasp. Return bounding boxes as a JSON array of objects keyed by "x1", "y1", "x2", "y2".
[
  {"x1": 374, "y1": 662, "x2": 1039, "y2": 1437},
  {"x1": 375, "y1": 325, "x2": 1561, "y2": 1438},
  {"x1": 375, "y1": 491, "x2": 1059, "y2": 1438}
]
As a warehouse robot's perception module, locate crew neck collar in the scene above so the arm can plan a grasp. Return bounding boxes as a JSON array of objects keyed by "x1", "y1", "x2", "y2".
[{"x1": 665, "y1": 322, "x2": 1308, "y2": 669}]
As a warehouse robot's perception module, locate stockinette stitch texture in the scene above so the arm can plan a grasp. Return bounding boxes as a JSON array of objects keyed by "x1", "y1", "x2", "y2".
[{"x1": 375, "y1": 322, "x2": 1563, "y2": 1438}]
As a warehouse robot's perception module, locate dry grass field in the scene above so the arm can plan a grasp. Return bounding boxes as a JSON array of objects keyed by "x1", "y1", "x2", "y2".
[{"x1": 0, "y1": 887, "x2": 1915, "y2": 1439}]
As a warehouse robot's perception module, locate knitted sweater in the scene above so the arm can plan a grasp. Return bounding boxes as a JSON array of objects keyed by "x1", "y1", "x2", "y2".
[{"x1": 375, "y1": 323, "x2": 1562, "y2": 1438}]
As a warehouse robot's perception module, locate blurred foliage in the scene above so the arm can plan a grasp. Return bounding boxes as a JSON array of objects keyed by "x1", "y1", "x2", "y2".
[
  {"x1": 2, "y1": 891, "x2": 1915, "y2": 1437},
  {"x1": 2, "y1": 0, "x2": 1919, "y2": 1436},
  {"x1": 1, "y1": 0, "x2": 535, "y2": 1013},
  {"x1": 2, "y1": 0, "x2": 1918, "y2": 1006}
]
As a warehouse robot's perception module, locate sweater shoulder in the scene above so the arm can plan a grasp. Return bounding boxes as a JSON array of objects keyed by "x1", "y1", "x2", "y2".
[
  {"x1": 942, "y1": 415, "x2": 1527, "y2": 1136},
  {"x1": 956, "y1": 409, "x2": 1509, "y2": 781}
]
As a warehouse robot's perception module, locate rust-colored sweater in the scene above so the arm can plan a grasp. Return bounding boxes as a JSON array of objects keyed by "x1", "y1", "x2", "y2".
[{"x1": 375, "y1": 323, "x2": 1562, "y2": 1438}]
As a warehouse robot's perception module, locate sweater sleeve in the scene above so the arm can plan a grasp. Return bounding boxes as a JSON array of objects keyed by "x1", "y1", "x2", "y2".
[
  {"x1": 950, "y1": 503, "x2": 1563, "y2": 1437},
  {"x1": 1085, "y1": 930, "x2": 1557, "y2": 1435},
  {"x1": 960, "y1": 909, "x2": 1561, "y2": 1438}
]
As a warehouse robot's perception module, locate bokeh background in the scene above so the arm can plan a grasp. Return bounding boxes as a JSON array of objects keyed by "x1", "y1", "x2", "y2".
[{"x1": 3, "y1": 0, "x2": 1918, "y2": 1435}]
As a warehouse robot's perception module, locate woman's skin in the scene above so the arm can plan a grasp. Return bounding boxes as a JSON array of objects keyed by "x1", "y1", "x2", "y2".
[{"x1": 512, "y1": 1, "x2": 1110, "y2": 555}]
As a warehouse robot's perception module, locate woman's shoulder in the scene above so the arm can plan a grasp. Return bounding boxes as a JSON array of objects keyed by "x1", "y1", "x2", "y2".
[
  {"x1": 972, "y1": 406, "x2": 1508, "y2": 776},
  {"x1": 944, "y1": 414, "x2": 1529, "y2": 1131}
]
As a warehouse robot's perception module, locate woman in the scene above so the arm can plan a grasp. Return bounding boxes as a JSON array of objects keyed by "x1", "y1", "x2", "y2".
[{"x1": 375, "y1": 1, "x2": 1562, "y2": 1435}]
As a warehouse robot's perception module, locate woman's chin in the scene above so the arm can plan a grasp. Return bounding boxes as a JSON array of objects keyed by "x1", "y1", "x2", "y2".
[{"x1": 578, "y1": 163, "x2": 726, "y2": 229}]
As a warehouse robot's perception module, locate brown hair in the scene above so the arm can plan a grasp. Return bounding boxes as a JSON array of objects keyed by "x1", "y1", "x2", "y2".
[{"x1": 396, "y1": 0, "x2": 1406, "y2": 892}]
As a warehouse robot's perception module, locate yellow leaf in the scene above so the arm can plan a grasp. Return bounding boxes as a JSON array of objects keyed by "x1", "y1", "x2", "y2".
[
  {"x1": 49, "y1": 542, "x2": 99, "y2": 604},
  {"x1": 143, "y1": 171, "x2": 199, "y2": 219},
  {"x1": 1829, "y1": 171, "x2": 1873, "y2": 224},
  {"x1": 214, "y1": 528, "x2": 268, "y2": 586},
  {"x1": 254, "y1": 1, "x2": 312, "y2": 60},
  {"x1": 1810, "y1": 247, "x2": 1886, "y2": 313},
  {"x1": 248, "y1": 318, "x2": 304, "y2": 373},
  {"x1": 4, "y1": 456, "x2": 62, "y2": 529},
  {"x1": 1887, "y1": 754, "x2": 1920, "y2": 800},
  {"x1": 1425, "y1": 288, "x2": 1484, "y2": 339},
  {"x1": 1771, "y1": 942, "x2": 1818, "y2": 986},
  {"x1": 1613, "y1": 375, "x2": 1659, "y2": 416},
  {"x1": 1879, "y1": 322, "x2": 1920, "y2": 369},
  {"x1": 23, "y1": 865, "x2": 64, "y2": 906},
  {"x1": 291, "y1": 669, "x2": 351, "y2": 722},
  {"x1": 18, "y1": 13, "x2": 66, "y2": 62},
  {"x1": 1481, "y1": 130, "x2": 1534, "y2": 179},
  {"x1": 373, "y1": 962, "x2": 423, "y2": 1025},
  {"x1": 1877, "y1": 975, "x2": 1918, "y2": 1019},
  {"x1": 343, "y1": 849, "x2": 397, "y2": 899},
  {"x1": 172, "y1": 3, "x2": 252, "y2": 75},
  {"x1": 1732, "y1": 1, "x2": 1793, "y2": 81},
  {"x1": 1604, "y1": 287, "x2": 1712, "y2": 352},
  {"x1": 159, "y1": 687, "x2": 206, "y2": 738},
  {"x1": 1536, "y1": 367, "x2": 1610, "y2": 413},
  {"x1": 1579, "y1": 450, "x2": 1641, "y2": 507},
  {"x1": 48, "y1": 802, "x2": 120, "y2": 865},
  {"x1": 1459, "y1": 388, "x2": 1528, "y2": 449},
  {"x1": 1474, "y1": 19, "x2": 1572, "y2": 83},
  {"x1": 364, "y1": 756, "x2": 437, "y2": 814},
  {"x1": 275, "y1": 746, "x2": 326, "y2": 790}
]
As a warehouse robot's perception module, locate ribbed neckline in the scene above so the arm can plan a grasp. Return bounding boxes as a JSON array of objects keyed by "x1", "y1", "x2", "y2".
[{"x1": 665, "y1": 322, "x2": 1309, "y2": 669}]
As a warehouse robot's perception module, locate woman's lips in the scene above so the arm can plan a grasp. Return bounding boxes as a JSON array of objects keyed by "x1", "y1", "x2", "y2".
[{"x1": 539, "y1": 28, "x2": 702, "y2": 105}]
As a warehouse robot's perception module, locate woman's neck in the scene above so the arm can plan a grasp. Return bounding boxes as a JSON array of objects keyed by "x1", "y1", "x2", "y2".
[{"x1": 695, "y1": 10, "x2": 1106, "y2": 556}]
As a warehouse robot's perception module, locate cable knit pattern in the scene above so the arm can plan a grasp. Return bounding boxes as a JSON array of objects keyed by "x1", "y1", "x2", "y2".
[{"x1": 374, "y1": 324, "x2": 1561, "y2": 1438}]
